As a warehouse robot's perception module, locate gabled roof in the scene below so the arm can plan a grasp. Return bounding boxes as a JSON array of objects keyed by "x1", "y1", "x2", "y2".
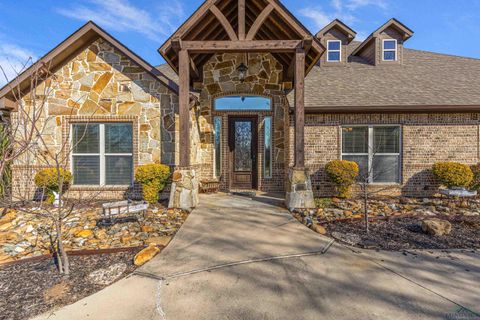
[
  {"x1": 315, "y1": 19, "x2": 357, "y2": 42},
  {"x1": 158, "y1": 0, "x2": 324, "y2": 82},
  {"x1": 351, "y1": 18, "x2": 413, "y2": 56},
  {"x1": 0, "y1": 21, "x2": 178, "y2": 101},
  {"x1": 286, "y1": 41, "x2": 480, "y2": 112}
]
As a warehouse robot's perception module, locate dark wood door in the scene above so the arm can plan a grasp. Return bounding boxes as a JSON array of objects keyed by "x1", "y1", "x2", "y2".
[{"x1": 228, "y1": 116, "x2": 258, "y2": 189}]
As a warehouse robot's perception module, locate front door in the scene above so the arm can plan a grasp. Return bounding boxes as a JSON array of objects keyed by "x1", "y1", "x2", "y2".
[{"x1": 228, "y1": 116, "x2": 258, "y2": 189}]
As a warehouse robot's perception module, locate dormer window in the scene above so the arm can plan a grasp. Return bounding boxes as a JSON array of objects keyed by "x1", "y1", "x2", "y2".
[
  {"x1": 382, "y1": 39, "x2": 397, "y2": 61},
  {"x1": 327, "y1": 40, "x2": 342, "y2": 62}
]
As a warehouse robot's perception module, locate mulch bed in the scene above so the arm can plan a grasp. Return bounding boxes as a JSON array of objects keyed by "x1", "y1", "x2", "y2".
[
  {"x1": 0, "y1": 248, "x2": 142, "y2": 320},
  {"x1": 325, "y1": 215, "x2": 480, "y2": 250}
]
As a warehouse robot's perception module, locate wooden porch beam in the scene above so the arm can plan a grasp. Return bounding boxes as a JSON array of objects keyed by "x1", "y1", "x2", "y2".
[
  {"x1": 209, "y1": 5, "x2": 238, "y2": 41},
  {"x1": 294, "y1": 47, "x2": 305, "y2": 168},
  {"x1": 0, "y1": 97, "x2": 17, "y2": 110},
  {"x1": 179, "y1": 49, "x2": 190, "y2": 168},
  {"x1": 246, "y1": 3, "x2": 274, "y2": 40},
  {"x1": 238, "y1": 0, "x2": 245, "y2": 40},
  {"x1": 182, "y1": 40, "x2": 302, "y2": 52}
]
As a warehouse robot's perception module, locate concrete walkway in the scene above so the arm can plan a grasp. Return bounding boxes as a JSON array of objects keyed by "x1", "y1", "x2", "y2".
[{"x1": 34, "y1": 193, "x2": 480, "y2": 320}]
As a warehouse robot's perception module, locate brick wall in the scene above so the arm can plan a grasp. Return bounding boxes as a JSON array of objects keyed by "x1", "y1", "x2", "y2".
[{"x1": 289, "y1": 112, "x2": 480, "y2": 197}]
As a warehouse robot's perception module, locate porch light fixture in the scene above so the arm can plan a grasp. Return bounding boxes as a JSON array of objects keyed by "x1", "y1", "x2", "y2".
[{"x1": 237, "y1": 62, "x2": 248, "y2": 82}]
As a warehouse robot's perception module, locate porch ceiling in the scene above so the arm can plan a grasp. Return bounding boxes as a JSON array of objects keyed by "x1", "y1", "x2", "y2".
[{"x1": 158, "y1": 0, "x2": 324, "y2": 84}]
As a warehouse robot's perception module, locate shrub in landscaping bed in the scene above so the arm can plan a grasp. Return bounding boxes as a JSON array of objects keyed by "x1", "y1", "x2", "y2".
[
  {"x1": 325, "y1": 160, "x2": 359, "y2": 198},
  {"x1": 135, "y1": 164, "x2": 170, "y2": 204},
  {"x1": 432, "y1": 162, "x2": 473, "y2": 188},
  {"x1": 34, "y1": 168, "x2": 72, "y2": 203},
  {"x1": 469, "y1": 163, "x2": 480, "y2": 191}
]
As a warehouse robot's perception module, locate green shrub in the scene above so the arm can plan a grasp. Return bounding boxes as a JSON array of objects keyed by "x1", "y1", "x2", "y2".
[
  {"x1": 315, "y1": 198, "x2": 332, "y2": 209},
  {"x1": 325, "y1": 160, "x2": 359, "y2": 198},
  {"x1": 432, "y1": 162, "x2": 473, "y2": 188},
  {"x1": 34, "y1": 168, "x2": 72, "y2": 203},
  {"x1": 469, "y1": 163, "x2": 480, "y2": 191},
  {"x1": 135, "y1": 164, "x2": 171, "y2": 204}
]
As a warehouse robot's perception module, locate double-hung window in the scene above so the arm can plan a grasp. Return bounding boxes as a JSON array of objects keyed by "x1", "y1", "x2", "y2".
[
  {"x1": 382, "y1": 39, "x2": 397, "y2": 61},
  {"x1": 327, "y1": 40, "x2": 342, "y2": 62},
  {"x1": 71, "y1": 123, "x2": 133, "y2": 186},
  {"x1": 342, "y1": 126, "x2": 400, "y2": 183}
]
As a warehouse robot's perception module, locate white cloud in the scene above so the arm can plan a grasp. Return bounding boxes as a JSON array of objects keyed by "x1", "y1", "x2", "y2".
[
  {"x1": 345, "y1": 0, "x2": 388, "y2": 10},
  {"x1": 0, "y1": 42, "x2": 36, "y2": 87},
  {"x1": 57, "y1": 0, "x2": 186, "y2": 41},
  {"x1": 299, "y1": 0, "x2": 389, "y2": 31}
]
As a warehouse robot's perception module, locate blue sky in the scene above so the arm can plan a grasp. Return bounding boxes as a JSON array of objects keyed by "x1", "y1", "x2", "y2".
[{"x1": 0, "y1": 0, "x2": 479, "y2": 85}]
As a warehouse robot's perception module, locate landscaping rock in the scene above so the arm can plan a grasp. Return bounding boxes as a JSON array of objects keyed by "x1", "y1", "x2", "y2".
[
  {"x1": 134, "y1": 245, "x2": 160, "y2": 266},
  {"x1": 313, "y1": 224, "x2": 327, "y2": 235},
  {"x1": 331, "y1": 231, "x2": 361, "y2": 246},
  {"x1": 422, "y1": 218, "x2": 452, "y2": 236},
  {"x1": 87, "y1": 262, "x2": 127, "y2": 285}
]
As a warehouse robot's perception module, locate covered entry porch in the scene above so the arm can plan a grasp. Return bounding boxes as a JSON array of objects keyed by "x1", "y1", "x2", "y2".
[{"x1": 158, "y1": 0, "x2": 324, "y2": 210}]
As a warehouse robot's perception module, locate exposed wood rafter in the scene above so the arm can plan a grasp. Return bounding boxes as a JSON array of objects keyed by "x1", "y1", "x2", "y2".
[
  {"x1": 238, "y1": 0, "x2": 245, "y2": 40},
  {"x1": 182, "y1": 40, "x2": 302, "y2": 53},
  {"x1": 246, "y1": 3, "x2": 274, "y2": 40},
  {"x1": 209, "y1": 5, "x2": 238, "y2": 41}
]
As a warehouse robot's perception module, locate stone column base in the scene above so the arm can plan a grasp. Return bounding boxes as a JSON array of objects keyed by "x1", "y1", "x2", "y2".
[
  {"x1": 168, "y1": 169, "x2": 199, "y2": 211},
  {"x1": 285, "y1": 167, "x2": 315, "y2": 211}
]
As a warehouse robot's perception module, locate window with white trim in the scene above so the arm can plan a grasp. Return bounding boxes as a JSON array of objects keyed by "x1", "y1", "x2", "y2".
[
  {"x1": 327, "y1": 40, "x2": 342, "y2": 62},
  {"x1": 382, "y1": 39, "x2": 397, "y2": 61},
  {"x1": 341, "y1": 126, "x2": 400, "y2": 183},
  {"x1": 71, "y1": 123, "x2": 133, "y2": 186}
]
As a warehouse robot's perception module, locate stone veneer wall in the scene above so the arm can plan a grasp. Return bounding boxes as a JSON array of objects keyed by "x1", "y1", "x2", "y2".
[
  {"x1": 289, "y1": 113, "x2": 480, "y2": 197},
  {"x1": 11, "y1": 38, "x2": 180, "y2": 200},
  {"x1": 193, "y1": 52, "x2": 288, "y2": 192}
]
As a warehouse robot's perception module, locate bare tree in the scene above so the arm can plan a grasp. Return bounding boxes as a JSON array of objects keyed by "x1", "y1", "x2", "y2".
[
  {"x1": 353, "y1": 127, "x2": 400, "y2": 234},
  {"x1": 0, "y1": 59, "x2": 102, "y2": 275}
]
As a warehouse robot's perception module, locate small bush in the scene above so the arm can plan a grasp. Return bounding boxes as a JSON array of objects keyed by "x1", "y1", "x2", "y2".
[
  {"x1": 34, "y1": 168, "x2": 72, "y2": 203},
  {"x1": 315, "y1": 198, "x2": 332, "y2": 209},
  {"x1": 432, "y1": 162, "x2": 473, "y2": 188},
  {"x1": 325, "y1": 160, "x2": 359, "y2": 198},
  {"x1": 469, "y1": 163, "x2": 480, "y2": 191},
  {"x1": 135, "y1": 164, "x2": 171, "y2": 204}
]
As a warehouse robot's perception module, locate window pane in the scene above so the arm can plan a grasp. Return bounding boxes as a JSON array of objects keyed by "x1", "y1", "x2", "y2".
[
  {"x1": 328, "y1": 52, "x2": 340, "y2": 61},
  {"x1": 342, "y1": 127, "x2": 368, "y2": 153},
  {"x1": 72, "y1": 124, "x2": 99, "y2": 153},
  {"x1": 214, "y1": 96, "x2": 271, "y2": 111},
  {"x1": 383, "y1": 40, "x2": 396, "y2": 50},
  {"x1": 328, "y1": 41, "x2": 341, "y2": 50},
  {"x1": 234, "y1": 121, "x2": 252, "y2": 171},
  {"x1": 343, "y1": 155, "x2": 368, "y2": 182},
  {"x1": 214, "y1": 116, "x2": 222, "y2": 178},
  {"x1": 264, "y1": 117, "x2": 272, "y2": 178},
  {"x1": 373, "y1": 155, "x2": 399, "y2": 183},
  {"x1": 106, "y1": 156, "x2": 133, "y2": 185},
  {"x1": 384, "y1": 51, "x2": 396, "y2": 61},
  {"x1": 73, "y1": 156, "x2": 100, "y2": 185},
  {"x1": 374, "y1": 127, "x2": 400, "y2": 153},
  {"x1": 105, "y1": 123, "x2": 133, "y2": 153}
]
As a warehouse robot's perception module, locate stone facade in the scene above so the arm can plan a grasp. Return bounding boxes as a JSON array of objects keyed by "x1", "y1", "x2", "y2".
[
  {"x1": 193, "y1": 52, "x2": 289, "y2": 192},
  {"x1": 289, "y1": 112, "x2": 480, "y2": 197},
  {"x1": 11, "y1": 38, "x2": 179, "y2": 200}
]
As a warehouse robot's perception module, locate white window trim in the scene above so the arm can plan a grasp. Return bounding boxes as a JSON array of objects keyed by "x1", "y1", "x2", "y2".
[
  {"x1": 341, "y1": 125, "x2": 402, "y2": 184},
  {"x1": 326, "y1": 40, "x2": 342, "y2": 62},
  {"x1": 71, "y1": 123, "x2": 133, "y2": 186},
  {"x1": 382, "y1": 39, "x2": 397, "y2": 61}
]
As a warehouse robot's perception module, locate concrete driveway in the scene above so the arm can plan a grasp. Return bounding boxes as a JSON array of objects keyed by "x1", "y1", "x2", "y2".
[{"x1": 33, "y1": 193, "x2": 480, "y2": 320}]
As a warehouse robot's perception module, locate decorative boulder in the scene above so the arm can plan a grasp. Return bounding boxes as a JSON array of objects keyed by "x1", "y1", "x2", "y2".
[
  {"x1": 421, "y1": 218, "x2": 452, "y2": 236},
  {"x1": 134, "y1": 245, "x2": 160, "y2": 266}
]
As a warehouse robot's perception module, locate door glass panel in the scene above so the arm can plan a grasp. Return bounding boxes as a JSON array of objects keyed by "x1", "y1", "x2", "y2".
[{"x1": 234, "y1": 121, "x2": 252, "y2": 172}]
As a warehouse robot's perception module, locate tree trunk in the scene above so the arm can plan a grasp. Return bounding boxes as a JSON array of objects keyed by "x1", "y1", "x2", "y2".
[{"x1": 363, "y1": 186, "x2": 369, "y2": 234}]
